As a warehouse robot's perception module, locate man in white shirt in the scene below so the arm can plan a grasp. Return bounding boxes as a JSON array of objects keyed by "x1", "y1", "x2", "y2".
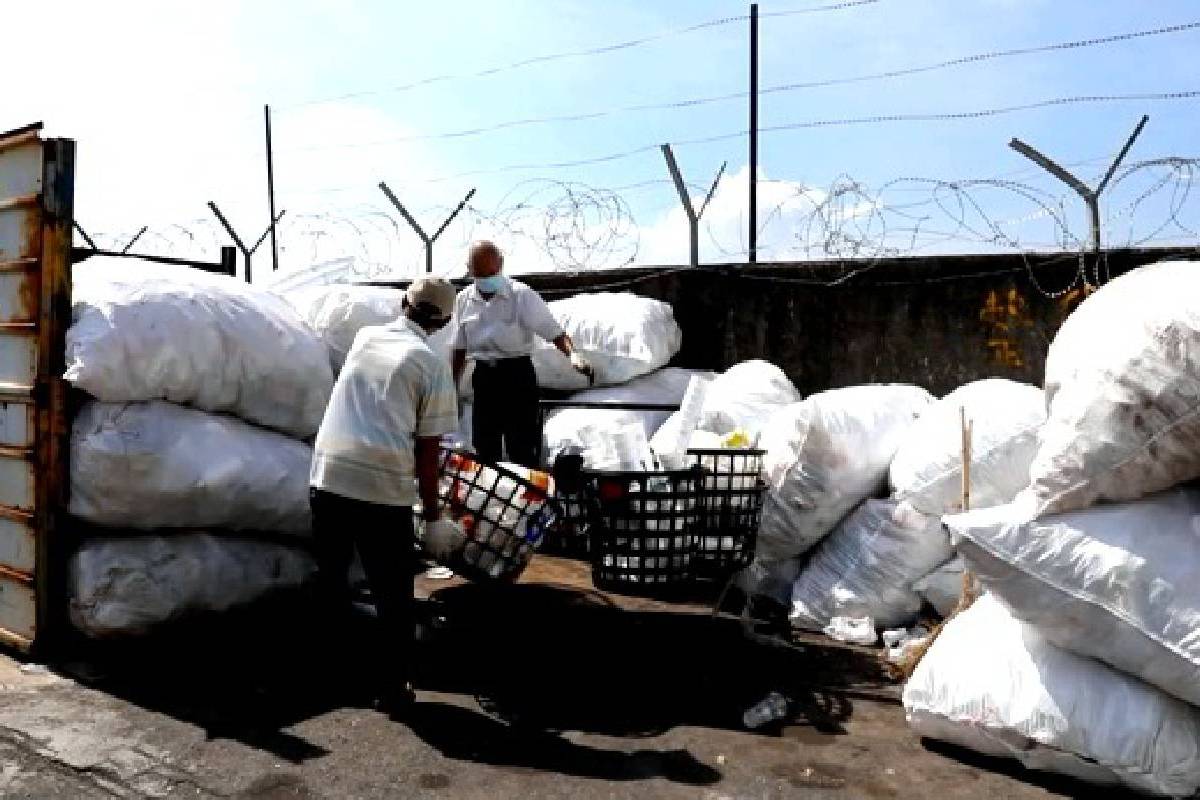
[
  {"x1": 310, "y1": 276, "x2": 461, "y2": 717},
  {"x1": 450, "y1": 241, "x2": 592, "y2": 466}
]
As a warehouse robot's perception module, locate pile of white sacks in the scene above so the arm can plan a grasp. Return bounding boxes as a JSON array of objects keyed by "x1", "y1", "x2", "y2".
[
  {"x1": 287, "y1": 284, "x2": 798, "y2": 468},
  {"x1": 64, "y1": 259, "x2": 328, "y2": 637},
  {"x1": 904, "y1": 260, "x2": 1200, "y2": 798}
]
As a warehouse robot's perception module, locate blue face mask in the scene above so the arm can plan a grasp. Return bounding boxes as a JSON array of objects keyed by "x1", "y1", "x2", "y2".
[{"x1": 475, "y1": 274, "x2": 505, "y2": 294}]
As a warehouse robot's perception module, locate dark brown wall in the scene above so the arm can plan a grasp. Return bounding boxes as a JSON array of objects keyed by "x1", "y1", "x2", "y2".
[{"x1": 374, "y1": 247, "x2": 1199, "y2": 396}]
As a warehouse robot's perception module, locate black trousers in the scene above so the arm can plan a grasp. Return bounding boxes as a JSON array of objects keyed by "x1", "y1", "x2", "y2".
[
  {"x1": 472, "y1": 355, "x2": 541, "y2": 468},
  {"x1": 310, "y1": 488, "x2": 416, "y2": 691}
]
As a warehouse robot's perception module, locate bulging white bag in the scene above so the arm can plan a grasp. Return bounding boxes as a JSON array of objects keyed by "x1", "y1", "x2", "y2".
[
  {"x1": 789, "y1": 499, "x2": 951, "y2": 631},
  {"x1": 283, "y1": 284, "x2": 406, "y2": 372},
  {"x1": 542, "y1": 368, "x2": 710, "y2": 464},
  {"x1": 532, "y1": 293, "x2": 682, "y2": 390},
  {"x1": 755, "y1": 384, "x2": 932, "y2": 562},
  {"x1": 904, "y1": 594, "x2": 1200, "y2": 798},
  {"x1": 890, "y1": 379, "x2": 1044, "y2": 516},
  {"x1": 70, "y1": 402, "x2": 314, "y2": 534},
  {"x1": 1031, "y1": 260, "x2": 1200, "y2": 515},
  {"x1": 912, "y1": 556, "x2": 969, "y2": 618},
  {"x1": 947, "y1": 487, "x2": 1200, "y2": 708},
  {"x1": 699, "y1": 360, "x2": 801, "y2": 437},
  {"x1": 67, "y1": 258, "x2": 334, "y2": 437},
  {"x1": 69, "y1": 534, "x2": 316, "y2": 638}
]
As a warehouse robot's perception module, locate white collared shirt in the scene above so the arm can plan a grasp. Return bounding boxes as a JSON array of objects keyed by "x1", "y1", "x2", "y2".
[
  {"x1": 311, "y1": 317, "x2": 458, "y2": 507},
  {"x1": 450, "y1": 276, "x2": 564, "y2": 360}
]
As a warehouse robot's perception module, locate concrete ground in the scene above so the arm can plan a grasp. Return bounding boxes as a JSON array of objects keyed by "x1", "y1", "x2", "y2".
[{"x1": 0, "y1": 556, "x2": 1140, "y2": 799}]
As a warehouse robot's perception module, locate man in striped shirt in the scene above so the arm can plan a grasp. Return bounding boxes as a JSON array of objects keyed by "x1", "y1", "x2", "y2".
[{"x1": 311, "y1": 277, "x2": 462, "y2": 717}]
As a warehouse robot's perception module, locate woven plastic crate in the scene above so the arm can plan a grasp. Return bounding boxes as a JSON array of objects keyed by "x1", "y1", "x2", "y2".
[
  {"x1": 419, "y1": 449, "x2": 560, "y2": 583},
  {"x1": 586, "y1": 467, "x2": 704, "y2": 594},
  {"x1": 688, "y1": 448, "x2": 765, "y2": 574}
]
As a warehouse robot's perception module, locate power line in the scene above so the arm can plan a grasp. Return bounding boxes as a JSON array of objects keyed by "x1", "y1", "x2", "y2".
[
  {"x1": 276, "y1": 0, "x2": 884, "y2": 111},
  {"x1": 412, "y1": 90, "x2": 1200, "y2": 186},
  {"x1": 279, "y1": 19, "x2": 1200, "y2": 155},
  {"x1": 279, "y1": 91, "x2": 1200, "y2": 199}
]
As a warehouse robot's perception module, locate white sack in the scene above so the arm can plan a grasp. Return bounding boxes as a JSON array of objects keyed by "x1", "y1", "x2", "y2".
[
  {"x1": 699, "y1": 360, "x2": 801, "y2": 437},
  {"x1": 283, "y1": 284, "x2": 406, "y2": 372},
  {"x1": 429, "y1": 317, "x2": 474, "y2": 400},
  {"x1": 542, "y1": 368, "x2": 710, "y2": 464},
  {"x1": 790, "y1": 499, "x2": 951, "y2": 631},
  {"x1": 70, "y1": 401, "x2": 313, "y2": 534},
  {"x1": 912, "y1": 556, "x2": 969, "y2": 618},
  {"x1": 532, "y1": 292, "x2": 682, "y2": 390},
  {"x1": 69, "y1": 534, "x2": 316, "y2": 638},
  {"x1": 755, "y1": 384, "x2": 932, "y2": 562},
  {"x1": 889, "y1": 379, "x2": 1044, "y2": 516},
  {"x1": 67, "y1": 258, "x2": 333, "y2": 437},
  {"x1": 1031, "y1": 260, "x2": 1200, "y2": 515},
  {"x1": 947, "y1": 487, "x2": 1200, "y2": 708},
  {"x1": 904, "y1": 593, "x2": 1200, "y2": 798}
]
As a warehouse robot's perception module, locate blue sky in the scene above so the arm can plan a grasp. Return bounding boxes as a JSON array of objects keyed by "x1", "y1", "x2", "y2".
[{"x1": 4, "y1": 0, "x2": 1198, "y2": 277}]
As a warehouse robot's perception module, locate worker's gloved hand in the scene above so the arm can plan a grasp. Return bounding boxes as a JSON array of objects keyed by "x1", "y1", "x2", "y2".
[
  {"x1": 424, "y1": 518, "x2": 467, "y2": 561},
  {"x1": 569, "y1": 352, "x2": 595, "y2": 384}
]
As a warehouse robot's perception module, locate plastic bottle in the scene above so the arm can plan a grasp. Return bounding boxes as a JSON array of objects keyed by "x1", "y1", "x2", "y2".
[
  {"x1": 661, "y1": 375, "x2": 710, "y2": 469},
  {"x1": 743, "y1": 691, "x2": 789, "y2": 729}
]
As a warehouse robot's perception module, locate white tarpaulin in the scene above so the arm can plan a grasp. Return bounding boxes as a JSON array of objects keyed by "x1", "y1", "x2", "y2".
[
  {"x1": 904, "y1": 594, "x2": 1200, "y2": 798},
  {"x1": 755, "y1": 384, "x2": 932, "y2": 562},
  {"x1": 69, "y1": 534, "x2": 316, "y2": 638},
  {"x1": 70, "y1": 401, "x2": 314, "y2": 534},
  {"x1": 1031, "y1": 260, "x2": 1200, "y2": 515},
  {"x1": 789, "y1": 499, "x2": 951, "y2": 631},
  {"x1": 890, "y1": 378, "x2": 1044, "y2": 516},
  {"x1": 67, "y1": 258, "x2": 334, "y2": 437},
  {"x1": 532, "y1": 292, "x2": 682, "y2": 390},
  {"x1": 947, "y1": 487, "x2": 1200, "y2": 708}
]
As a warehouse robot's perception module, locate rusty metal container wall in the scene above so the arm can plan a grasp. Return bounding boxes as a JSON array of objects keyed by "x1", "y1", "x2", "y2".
[{"x1": 0, "y1": 126, "x2": 73, "y2": 653}]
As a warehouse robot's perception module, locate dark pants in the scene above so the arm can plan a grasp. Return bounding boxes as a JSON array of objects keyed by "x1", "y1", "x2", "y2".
[
  {"x1": 472, "y1": 355, "x2": 541, "y2": 468},
  {"x1": 310, "y1": 488, "x2": 417, "y2": 692}
]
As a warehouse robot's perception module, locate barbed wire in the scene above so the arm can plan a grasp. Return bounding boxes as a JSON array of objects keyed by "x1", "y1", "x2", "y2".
[{"x1": 86, "y1": 155, "x2": 1198, "y2": 288}]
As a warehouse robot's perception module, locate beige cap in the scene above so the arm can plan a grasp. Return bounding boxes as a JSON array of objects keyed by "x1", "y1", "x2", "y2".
[{"x1": 406, "y1": 277, "x2": 456, "y2": 319}]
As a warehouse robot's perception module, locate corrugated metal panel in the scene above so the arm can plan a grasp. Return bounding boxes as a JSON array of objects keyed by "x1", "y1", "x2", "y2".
[
  {"x1": 0, "y1": 125, "x2": 73, "y2": 653},
  {"x1": 0, "y1": 130, "x2": 40, "y2": 650},
  {"x1": 0, "y1": 571, "x2": 35, "y2": 644}
]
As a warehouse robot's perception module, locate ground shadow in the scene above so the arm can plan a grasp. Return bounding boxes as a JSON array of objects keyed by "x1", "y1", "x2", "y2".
[
  {"x1": 920, "y1": 738, "x2": 1149, "y2": 800},
  {"x1": 52, "y1": 575, "x2": 870, "y2": 785}
]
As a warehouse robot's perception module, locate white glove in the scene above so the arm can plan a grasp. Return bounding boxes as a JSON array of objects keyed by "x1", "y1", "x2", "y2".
[
  {"x1": 424, "y1": 518, "x2": 466, "y2": 561},
  {"x1": 569, "y1": 352, "x2": 595, "y2": 382}
]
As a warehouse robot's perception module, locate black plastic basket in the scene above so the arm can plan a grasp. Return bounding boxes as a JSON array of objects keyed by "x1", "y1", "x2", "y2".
[
  {"x1": 540, "y1": 490, "x2": 592, "y2": 559},
  {"x1": 419, "y1": 448, "x2": 560, "y2": 583},
  {"x1": 585, "y1": 467, "x2": 704, "y2": 594},
  {"x1": 688, "y1": 448, "x2": 765, "y2": 575}
]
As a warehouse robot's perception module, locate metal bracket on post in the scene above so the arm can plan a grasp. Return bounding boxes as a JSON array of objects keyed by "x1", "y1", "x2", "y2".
[
  {"x1": 378, "y1": 182, "x2": 477, "y2": 273},
  {"x1": 207, "y1": 202, "x2": 286, "y2": 284},
  {"x1": 661, "y1": 143, "x2": 727, "y2": 268},
  {"x1": 119, "y1": 225, "x2": 148, "y2": 254},
  {"x1": 1009, "y1": 114, "x2": 1149, "y2": 284},
  {"x1": 72, "y1": 221, "x2": 98, "y2": 250}
]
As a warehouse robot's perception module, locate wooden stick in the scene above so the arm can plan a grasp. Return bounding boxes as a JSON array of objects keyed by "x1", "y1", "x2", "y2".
[{"x1": 960, "y1": 407, "x2": 972, "y2": 512}]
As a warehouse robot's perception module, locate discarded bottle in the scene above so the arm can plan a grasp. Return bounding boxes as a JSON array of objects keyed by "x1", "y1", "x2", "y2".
[{"x1": 743, "y1": 691, "x2": 789, "y2": 729}]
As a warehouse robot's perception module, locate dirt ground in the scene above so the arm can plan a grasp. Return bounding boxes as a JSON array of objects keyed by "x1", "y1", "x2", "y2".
[{"x1": 0, "y1": 556, "x2": 1143, "y2": 799}]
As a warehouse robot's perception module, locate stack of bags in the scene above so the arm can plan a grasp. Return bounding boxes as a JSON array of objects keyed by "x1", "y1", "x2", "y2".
[
  {"x1": 737, "y1": 383, "x2": 934, "y2": 603},
  {"x1": 739, "y1": 376, "x2": 1046, "y2": 637},
  {"x1": 905, "y1": 261, "x2": 1200, "y2": 797},
  {"x1": 64, "y1": 259, "x2": 332, "y2": 637}
]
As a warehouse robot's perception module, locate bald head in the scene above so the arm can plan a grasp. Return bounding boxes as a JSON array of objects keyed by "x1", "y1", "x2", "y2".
[{"x1": 467, "y1": 241, "x2": 504, "y2": 278}]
